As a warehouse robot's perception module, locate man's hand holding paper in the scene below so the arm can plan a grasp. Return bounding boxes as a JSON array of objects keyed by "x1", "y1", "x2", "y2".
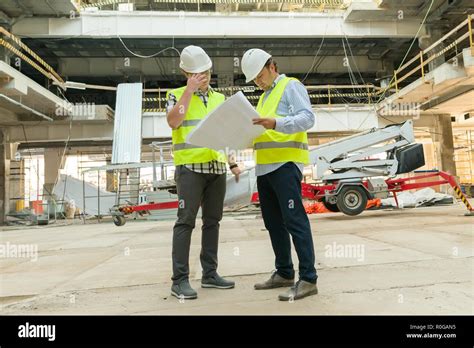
[{"x1": 186, "y1": 91, "x2": 265, "y2": 151}]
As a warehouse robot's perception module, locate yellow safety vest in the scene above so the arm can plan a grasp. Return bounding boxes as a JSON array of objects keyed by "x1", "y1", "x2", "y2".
[
  {"x1": 168, "y1": 87, "x2": 227, "y2": 166},
  {"x1": 253, "y1": 77, "x2": 309, "y2": 165}
]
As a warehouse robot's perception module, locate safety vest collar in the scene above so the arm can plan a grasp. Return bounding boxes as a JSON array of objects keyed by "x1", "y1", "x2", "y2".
[{"x1": 256, "y1": 76, "x2": 294, "y2": 117}]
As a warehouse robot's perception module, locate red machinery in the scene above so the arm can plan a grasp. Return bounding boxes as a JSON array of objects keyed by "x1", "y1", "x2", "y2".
[
  {"x1": 113, "y1": 170, "x2": 473, "y2": 226},
  {"x1": 251, "y1": 170, "x2": 474, "y2": 216},
  {"x1": 112, "y1": 122, "x2": 473, "y2": 225},
  {"x1": 112, "y1": 200, "x2": 178, "y2": 226}
]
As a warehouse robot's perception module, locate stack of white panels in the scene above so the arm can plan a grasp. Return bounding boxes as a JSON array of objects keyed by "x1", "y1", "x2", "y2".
[{"x1": 112, "y1": 83, "x2": 143, "y2": 164}]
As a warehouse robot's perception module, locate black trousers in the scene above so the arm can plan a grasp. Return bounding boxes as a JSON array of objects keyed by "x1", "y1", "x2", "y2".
[
  {"x1": 257, "y1": 162, "x2": 317, "y2": 283},
  {"x1": 171, "y1": 165, "x2": 226, "y2": 284}
]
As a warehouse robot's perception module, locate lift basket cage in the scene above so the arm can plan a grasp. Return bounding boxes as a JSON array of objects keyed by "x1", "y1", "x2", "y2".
[{"x1": 395, "y1": 143, "x2": 425, "y2": 174}]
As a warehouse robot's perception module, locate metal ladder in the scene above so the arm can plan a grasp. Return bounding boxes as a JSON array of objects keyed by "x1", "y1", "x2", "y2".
[{"x1": 116, "y1": 167, "x2": 141, "y2": 206}]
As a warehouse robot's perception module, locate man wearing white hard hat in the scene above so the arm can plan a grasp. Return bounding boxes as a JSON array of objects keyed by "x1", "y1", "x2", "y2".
[
  {"x1": 241, "y1": 48, "x2": 318, "y2": 301},
  {"x1": 166, "y1": 45, "x2": 240, "y2": 300}
]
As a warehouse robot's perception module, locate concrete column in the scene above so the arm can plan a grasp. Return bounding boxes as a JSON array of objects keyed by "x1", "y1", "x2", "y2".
[
  {"x1": 106, "y1": 159, "x2": 115, "y2": 192},
  {"x1": 43, "y1": 148, "x2": 64, "y2": 199},
  {"x1": 216, "y1": 57, "x2": 235, "y2": 92},
  {"x1": 377, "y1": 58, "x2": 394, "y2": 88},
  {"x1": 419, "y1": 26, "x2": 445, "y2": 72},
  {"x1": 1, "y1": 46, "x2": 9, "y2": 64},
  {"x1": 217, "y1": 73, "x2": 233, "y2": 88},
  {"x1": 0, "y1": 128, "x2": 11, "y2": 225},
  {"x1": 431, "y1": 114, "x2": 457, "y2": 176},
  {"x1": 9, "y1": 158, "x2": 25, "y2": 212},
  {"x1": 1, "y1": 35, "x2": 13, "y2": 64}
]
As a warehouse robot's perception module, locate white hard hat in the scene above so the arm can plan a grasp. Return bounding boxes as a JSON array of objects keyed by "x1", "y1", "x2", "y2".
[
  {"x1": 179, "y1": 45, "x2": 212, "y2": 73},
  {"x1": 241, "y1": 48, "x2": 272, "y2": 83}
]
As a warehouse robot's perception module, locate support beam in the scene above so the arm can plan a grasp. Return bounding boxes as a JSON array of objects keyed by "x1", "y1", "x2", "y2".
[
  {"x1": 7, "y1": 120, "x2": 115, "y2": 144},
  {"x1": 0, "y1": 61, "x2": 68, "y2": 124},
  {"x1": 0, "y1": 128, "x2": 10, "y2": 225},
  {"x1": 57, "y1": 56, "x2": 384, "y2": 77},
  {"x1": 9, "y1": 157, "x2": 25, "y2": 213},
  {"x1": 12, "y1": 12, "x2": 422, "y2": 39},
  {"x1": 432, "y1": 114, "x2": 457, "y2": 176},
  {"x1": 8, "y1": 107, "x2": 435, "y2": 146},
  {"x1": 43, "y1": 148, "x2": 65, "y2": 199},
  {"x1": 105, "y1": 159, "x2": 115, "y2": 192},
  {"x1": 419, "y1": 26, "x2": 446, "y2": 72},
  {"x1": 0, "y1": 10, "x2": 12, "y2": 26}
]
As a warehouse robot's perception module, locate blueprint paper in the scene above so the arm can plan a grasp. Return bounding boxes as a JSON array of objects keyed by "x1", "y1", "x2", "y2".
[{"x1": 186, "y1": 91, "x2": 265, "y2": 151}]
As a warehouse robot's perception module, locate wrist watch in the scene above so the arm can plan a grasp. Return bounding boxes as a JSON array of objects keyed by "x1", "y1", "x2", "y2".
[{"x1": 229, "y1": 163, "x2": 238, "y2": 170}]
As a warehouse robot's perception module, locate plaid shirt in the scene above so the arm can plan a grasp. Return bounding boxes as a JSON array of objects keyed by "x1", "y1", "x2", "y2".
[{"x1": 166, "y1": 87, "x2": 227, "y2": 175}]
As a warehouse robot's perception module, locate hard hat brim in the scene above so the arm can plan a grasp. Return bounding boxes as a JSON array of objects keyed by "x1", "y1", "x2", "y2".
[
  {"x1": 244, "y1": 57, "x2": 269, "y2": 83},
  {"x1": 179, "y1": 60, "x2": 212, "y2": 74}
]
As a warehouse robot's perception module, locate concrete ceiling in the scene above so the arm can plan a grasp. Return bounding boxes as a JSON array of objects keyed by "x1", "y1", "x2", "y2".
[
  {"x1": 21, "y1": 37, "x2": 408, "y2": 59},
  {"x1": 427, "y1": 89, "x2": 474, "y2": 115},
  {"x1": 15, "y1": 36, "x2": 410, "y2": 92},
  {"x1": 0, "y1": 0, "x2": 78, "y2": 19},
  {"x1": 1, "y1": 0, "x2": 472, "y2": 120},
  {"x1": 0, "y1": 61, "x2": 67, "y2": 124},
  {"x1": 80, "y1": 0, "x2": 346, "y2": 12},
  {"x1": 349, "y1": 0, "x2": 473, "y2": 26}
]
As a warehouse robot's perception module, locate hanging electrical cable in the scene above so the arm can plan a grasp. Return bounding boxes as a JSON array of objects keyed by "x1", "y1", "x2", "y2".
[
  {"x1": 117, "y1": 35, "x2": 180, "y2": 58},
  {"x1": 301, "y1": 21, "x2": 329, "y2": 83}
]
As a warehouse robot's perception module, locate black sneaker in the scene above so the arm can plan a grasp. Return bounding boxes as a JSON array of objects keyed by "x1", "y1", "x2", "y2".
[
  {"x1": 201, "y1": 274, "x2": 235, "y2": 289},
  {"x1": 171, "y1": 280, "x2": 198, "y2": 299}
]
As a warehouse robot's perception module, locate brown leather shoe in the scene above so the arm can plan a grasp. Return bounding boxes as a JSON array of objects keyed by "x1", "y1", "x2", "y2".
[
  {"x1": 278, "y1": 280, "x2": 318, "y2": 301},
  {"x1": 254, "y1": 271, "x2": 294, "y2": 290}
]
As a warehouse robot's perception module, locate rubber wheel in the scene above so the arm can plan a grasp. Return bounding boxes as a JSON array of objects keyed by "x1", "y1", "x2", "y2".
[
  {"x1": 322, "y1": 198, "x2": 340, "y2": 212},
  {"x1": 113, "y1": 215, "x2": 126, "y2": 227},
  {"x1": 336, "y1": 186, "x2": 368, "y2": 216}
]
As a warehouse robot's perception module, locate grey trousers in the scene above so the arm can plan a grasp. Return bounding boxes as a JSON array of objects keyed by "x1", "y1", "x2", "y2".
[{"x1": 171, "y1": 165, "x2": 227, "y2": 284}]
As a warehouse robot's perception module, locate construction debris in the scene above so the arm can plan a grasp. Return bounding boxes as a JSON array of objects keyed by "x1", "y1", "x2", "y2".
[{"x1": 381, "y1": 188, "x2": 454, "y2": 208}]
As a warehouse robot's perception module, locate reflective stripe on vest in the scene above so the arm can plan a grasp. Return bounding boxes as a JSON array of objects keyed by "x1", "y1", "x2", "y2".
[
  {"x1": 168, "y1": 87, "x2": 227, "y2": 165},
  {"x1": 253, "y1": 77, "x2": 310, "y2": 165}
]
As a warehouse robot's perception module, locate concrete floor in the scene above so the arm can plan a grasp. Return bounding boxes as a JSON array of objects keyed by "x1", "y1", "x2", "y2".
[{"x1": 0, "y1": 203, "x2": 473, "y2": 315}]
